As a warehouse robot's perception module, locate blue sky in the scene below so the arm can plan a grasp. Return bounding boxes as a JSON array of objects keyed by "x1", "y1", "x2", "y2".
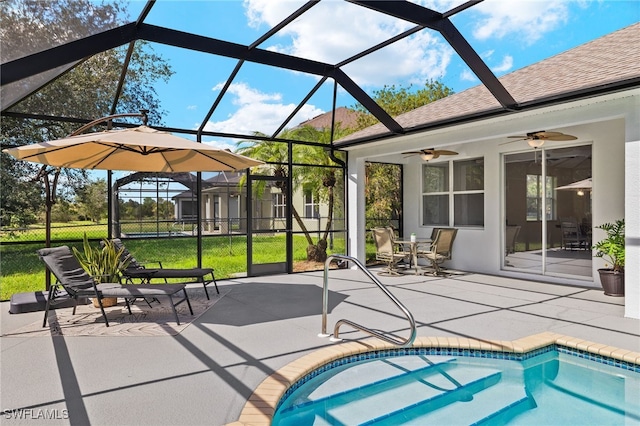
[{"x1": 122, "y1": 0, "x2": 639, "y2": 152}]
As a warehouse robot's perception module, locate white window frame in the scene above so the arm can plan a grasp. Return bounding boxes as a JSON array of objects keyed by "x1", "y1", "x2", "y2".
[
  {"x1": 273, "y1": 192, "x2": 286, "y2": 218},
  {"x1": 526, "y1": 174, "x2": 557, "y2": 221},
  {"x1": 422, "y1": 157, "x2": 485, "y2": 227},
  {"x1": 304, "y1": 191, "x2": 320, "y2": 219}
]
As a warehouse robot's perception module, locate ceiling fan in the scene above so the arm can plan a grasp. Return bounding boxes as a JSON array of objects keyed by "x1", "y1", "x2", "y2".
[
  {"x1": 402, "y1": 148, "x2": 458, "y2": 161},
  {"x1": 502, "y1": 130, "x2": 577, "y2": 148}
]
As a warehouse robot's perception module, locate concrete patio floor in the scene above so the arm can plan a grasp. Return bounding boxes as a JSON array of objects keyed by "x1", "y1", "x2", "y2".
[{"x1": 1, "y1": 267, "x2": 639, "y2": 425}]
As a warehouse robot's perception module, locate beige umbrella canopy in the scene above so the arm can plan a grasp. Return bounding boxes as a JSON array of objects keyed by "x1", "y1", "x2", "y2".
[
  {"x1": 3, "y1": 125, "x2": 263, "y2": 172},
  {"x1": 556, "y1": 178, "x2": 592, "y2": 191}
]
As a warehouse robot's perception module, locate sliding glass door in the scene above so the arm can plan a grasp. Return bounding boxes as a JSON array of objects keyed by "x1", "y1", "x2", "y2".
[{"x1": 503, "y1": 145, "x2": 592, "y2": 278}]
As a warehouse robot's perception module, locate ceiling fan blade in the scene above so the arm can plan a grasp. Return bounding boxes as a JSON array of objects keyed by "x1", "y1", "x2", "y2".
[
  {"x1": 507, "y1": 135, "x2": 527, "y2": 139},
  {"x1": 547, "y1": 134, "x2": 577, "y2": 141},
  {"x1": 534, "y1": 131, "x2": 563, "y2": 138},
  {"x1": 435, "y1": 150, "x2": 458, "y2": 155},
  {"x1": 401, "y1": 151, "x2": 422, "y2": 155},
  {"x1": 431, "y1": 153, "x2": 441, "y2": 159}
]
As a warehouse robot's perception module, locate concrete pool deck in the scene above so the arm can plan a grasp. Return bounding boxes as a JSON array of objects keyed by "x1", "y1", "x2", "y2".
[{"x1": 1, "y1": 268, "x2": 639, "y2": 425}]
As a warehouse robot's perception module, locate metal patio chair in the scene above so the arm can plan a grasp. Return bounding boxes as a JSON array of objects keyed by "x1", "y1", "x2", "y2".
[
  {"x1": 417, "y1": 228, "x2": 458, "y2": 275},
  {"x1": 372, "y1": 227, "x2": 410, "y2": 275}
]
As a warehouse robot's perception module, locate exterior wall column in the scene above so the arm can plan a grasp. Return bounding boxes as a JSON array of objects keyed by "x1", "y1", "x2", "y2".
[
  {"x1": 347, "y1": 156, "x2": 367, "y2": 264},
  {"x1": 625, "y1": 136, "x2": 640, "y2": 319}
]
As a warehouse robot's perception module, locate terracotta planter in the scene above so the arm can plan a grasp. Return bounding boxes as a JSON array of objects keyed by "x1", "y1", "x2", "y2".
[
  {"x1": 598, "y1": 269, "x2": 625, "y2": 297},
  {"x1": 92, "y1": 297, "x2": 118, "y2": 308}
]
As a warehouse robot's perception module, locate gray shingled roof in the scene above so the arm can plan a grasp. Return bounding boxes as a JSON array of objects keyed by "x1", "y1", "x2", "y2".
[
  {"x1": 337, "y1": 22, "x2": 640, "y2": 145},
  {"x1": 297, "y1": 107, "x2": 361, "y2": 130}
]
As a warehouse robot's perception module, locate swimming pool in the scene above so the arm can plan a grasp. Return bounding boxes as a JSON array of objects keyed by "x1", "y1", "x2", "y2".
[{"x1": 273, "y1": 345, "x2": 640, "y2": 425}]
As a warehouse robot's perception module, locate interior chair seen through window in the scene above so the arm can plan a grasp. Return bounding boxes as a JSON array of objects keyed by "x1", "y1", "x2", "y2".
[{"x1": 560, "y1": 218, "x2": 589, "y2": 250}]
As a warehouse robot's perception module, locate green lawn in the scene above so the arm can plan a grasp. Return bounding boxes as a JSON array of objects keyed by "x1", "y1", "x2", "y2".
[
  {"x1": 0, "y1": 221, "x2": 108, "y2": 243},
  {"x1": 0, "y1": 234, "x2": 364, "y2": 301}
]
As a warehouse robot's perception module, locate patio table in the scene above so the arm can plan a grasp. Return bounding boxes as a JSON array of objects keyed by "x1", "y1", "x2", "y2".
[{"x1": 395, "y1": 239, "x2": 431, "y2": 275}]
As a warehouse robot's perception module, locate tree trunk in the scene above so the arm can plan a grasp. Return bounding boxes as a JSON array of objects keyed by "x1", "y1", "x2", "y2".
[{"x1": 306, "y1": 238, "x2": 328, "y2": 263}]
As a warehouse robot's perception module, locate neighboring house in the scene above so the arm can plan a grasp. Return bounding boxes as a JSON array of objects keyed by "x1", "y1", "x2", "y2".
[
  {"x1": 173, "y1": 110, "x2": 359, "y2": 235},
  {"x1": 173, "y1": 172, "x2": 248, "y2": 233},
  {"x1": 172, "y1": 171, "x2": 335, "y2": 235},
  {"x1": 337, "y1": 23, "x2": 640, "y2": 319}
]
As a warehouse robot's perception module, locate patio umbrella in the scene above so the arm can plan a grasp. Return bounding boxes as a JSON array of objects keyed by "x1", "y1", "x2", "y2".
[
  {"x1": 556, "y1": 178, "x2": 592, "y2": 191},
  {"x1": 3, "y1": 125, "x2": 263, "y2": 172}
]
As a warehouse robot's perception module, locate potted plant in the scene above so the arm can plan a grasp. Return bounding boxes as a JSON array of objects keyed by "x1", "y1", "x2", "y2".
[
  {"x1": 73, "y1": 234, "x2": 131, "y2": 307},
  {"x1": 592, "y1": 219, "x2": 625, "y2": 296}
]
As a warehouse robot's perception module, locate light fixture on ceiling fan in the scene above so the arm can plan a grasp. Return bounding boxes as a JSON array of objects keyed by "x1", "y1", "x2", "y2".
[
  {"x1": 402, "y1": 148, "x2": 458, "y2": 161},
  {"x1": 502, "y1": 130, "x2": 577, "y2": 148}
]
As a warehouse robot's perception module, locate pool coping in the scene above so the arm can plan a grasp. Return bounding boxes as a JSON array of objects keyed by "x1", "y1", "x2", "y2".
[{"x1": 229, "y1": 332, "x2": 640, "y2": 425}]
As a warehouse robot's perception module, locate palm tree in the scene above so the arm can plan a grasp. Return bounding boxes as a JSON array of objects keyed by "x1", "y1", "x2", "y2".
[{"x1": 237, "y1": 124, "x2": 349, "y2": 262}]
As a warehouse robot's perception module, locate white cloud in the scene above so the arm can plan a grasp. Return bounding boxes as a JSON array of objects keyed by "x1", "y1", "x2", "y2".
[
  {"x1": 460, "y1": 69, "x2": 477, "y2": 82},
  {"x1": 200, "y1": 138, "x2": 237, "y2": 151},
  {"x1": 203, "y1": 82, "x2": 324, "y2": 136},
  {"x1": 243, "y1": 0, "x2": 454, "y2": 88},
  {"x1": 491, "y1": 55, "x2": 513, "y2": 73},
  {"x1": 481, "y1": 49, "x2": 495, "y2": 60},
  {"x1": 471, "y1": 0, "x2": 570, "y2": 44}
]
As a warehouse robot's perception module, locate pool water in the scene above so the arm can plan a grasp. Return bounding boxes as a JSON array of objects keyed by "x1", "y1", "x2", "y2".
[{"x1": 273, "y1": 349, "x2": 640, "y2": 425}]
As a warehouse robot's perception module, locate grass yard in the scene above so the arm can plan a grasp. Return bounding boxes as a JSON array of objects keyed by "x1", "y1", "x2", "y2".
[
  {"x1": 0, "y1": 221, "x2": 107, "y2": 243},
  {"x1": 0, "y1": 234, "x2": 359, "y2": 301}
]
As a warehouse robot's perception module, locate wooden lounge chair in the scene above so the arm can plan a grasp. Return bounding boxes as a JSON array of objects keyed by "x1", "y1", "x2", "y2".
[
  {"x1": 107, "y1": 239, "x2": 218, "y2": 300},
  {"x1": 38, "y1": 246, "x2": 193, "y2": 327}
]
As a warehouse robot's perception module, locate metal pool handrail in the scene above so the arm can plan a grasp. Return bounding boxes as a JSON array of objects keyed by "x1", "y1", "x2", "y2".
[{"x1": 320, "y1": 254, "x2": 417, "y2": 348}]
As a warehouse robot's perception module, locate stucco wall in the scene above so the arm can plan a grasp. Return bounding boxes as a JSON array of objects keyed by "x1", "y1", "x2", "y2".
[{"x1": 345, "y1": 90, "x2": 638, "y2": 318}]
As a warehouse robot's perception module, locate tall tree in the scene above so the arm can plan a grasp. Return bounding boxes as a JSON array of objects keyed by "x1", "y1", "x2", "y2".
[
  {"x1": 0, "y1": 0, "x2": 173, "y2": 231},
  {"x1": 365, "y1": 163, "x2": 403, "y2": 229},
  {"x1": 237, "y1": 124, "x2": 349, "y2": 262},
  {"x1": 354, "y1": 80, "x2": 454, "y2": 231},
  {"x1": 353, "y1": 79, "x2": 454, "y2": 130},
  {"x1": 75, "y1": 179, "x2": 108, "y2": 223}
]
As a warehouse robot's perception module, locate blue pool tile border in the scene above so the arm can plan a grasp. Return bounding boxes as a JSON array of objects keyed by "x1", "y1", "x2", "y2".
[{"x1": 276, "y1": 344, "x2": 640, "y2": 409}]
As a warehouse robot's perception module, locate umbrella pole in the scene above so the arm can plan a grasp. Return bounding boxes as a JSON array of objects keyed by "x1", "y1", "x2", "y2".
[{"x1": 37, "y1": 166, "x2": 60, "y2": 291}]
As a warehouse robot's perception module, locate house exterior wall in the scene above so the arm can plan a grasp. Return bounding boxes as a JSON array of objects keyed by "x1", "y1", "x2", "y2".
[{"x1": 346, "y1": 89, "x2": 639, "y2": 319}]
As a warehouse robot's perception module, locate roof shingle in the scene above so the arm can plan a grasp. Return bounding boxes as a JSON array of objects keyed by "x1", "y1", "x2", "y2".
[{"x1": 338, "y1": 22, "x2": 640, "y2": 144}]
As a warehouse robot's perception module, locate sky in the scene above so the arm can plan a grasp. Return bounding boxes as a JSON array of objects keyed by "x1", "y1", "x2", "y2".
[{"x1": 121, "y1": 0, "x2": 639, "y2": 153}]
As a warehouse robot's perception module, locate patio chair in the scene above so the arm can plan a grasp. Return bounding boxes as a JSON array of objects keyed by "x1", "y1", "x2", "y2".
[
  {"x1": 372, "y1": 227, "x2": 410, "y2": 275},
  {"x1": 416, "y1": 228, "x2": 458, "y2": 275},
  {"x1": 505, "y1": 225, "x2": 521, "y2": 255},
  {"x1": 37, "y1": 246, "x2": 193, "y2": 327},
  {"x1": 107, "y1": 239, "x2": 218, "y2": 299},
  {"x1": 561, "y1": 218, "x2": 589, "y2": 250}
]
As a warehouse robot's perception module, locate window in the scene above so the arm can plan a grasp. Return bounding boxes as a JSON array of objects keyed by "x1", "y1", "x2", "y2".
[
  {"x1": 526, "y1": 174, "x2": 557, "y2": 221},
  {"x1": 181, "y1": 200, "x2": 197, "y2": 220},
  {"x1": 422, "y1": 158, "x2": 484, "y2": 227},
  {"x1": 304, "y1": 191, "x2": 319, "y2": 218},
  {"x1": 213, "y1": 196, "x2": 220, "y2": 221},
  {"x1": 273, "y1": 193, "x2": 286, "y2": 218}
]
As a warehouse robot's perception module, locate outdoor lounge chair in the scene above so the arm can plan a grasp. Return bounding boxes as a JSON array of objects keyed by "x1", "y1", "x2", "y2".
[
  {"x1": 38, "y1": 246, "x2": 193, "y2": 327},
  {"x1": 107, "y1": 239, "x2": 218, "y2": 300},
  {"x1": 416, "y1": 228, "x2": 458, "y2": 275},
  {"x1": 372, "y1": 227, "x2": 410, "y2": 275}
]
